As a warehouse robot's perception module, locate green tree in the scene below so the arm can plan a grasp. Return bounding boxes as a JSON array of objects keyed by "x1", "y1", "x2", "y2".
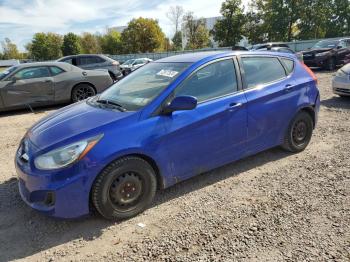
[
  {"x1": 62, "y1": 32, "x2": 81, "y2": 56},
  {"x1": 99, "y1": 29, "x2": 122, "y2": 54},
  {"x1": 297, "y1": 0, "x2": 331, "y2": 39},
  {"x1": 27, "y1": 32, "x2": 63, "y2": 60},
  {"x1": 254, "y1": 0, "x2": 303, "y2": 42},
  {"x1": 121, "y1": 17, "x2": 166, "y2": 53},
  {"x1": 183, "y1": 12, "x2": 210, "y2": 50},
  {"x1": 244, "y1": 10, "x2": 267, "y2": 44},
  {"x1": 80, "y1": 32, "x2": 101, "y2": 54},
  {"x1": 172, "y1": 31, "x2": 183, "y2": 50},
  {"x1": 325, "y1": 0, "x2": 350, "y2": 37},
  {"x1": 1, "y1": 38, "x2": 21, "y2": 59},
  {"x1": 211, "y1": 0, "x2": 246, "y2": 47}
]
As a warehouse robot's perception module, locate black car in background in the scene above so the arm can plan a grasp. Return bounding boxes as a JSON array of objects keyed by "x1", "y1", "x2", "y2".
[
  {"x1": 301, "y1": 38, "x2": 350, "y2": 70},
  {"x1": 57, "y1": 54, "x2": 123, "y2": 81}
]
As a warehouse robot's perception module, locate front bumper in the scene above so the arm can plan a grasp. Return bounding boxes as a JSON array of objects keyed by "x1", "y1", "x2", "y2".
[
  {"x1": 303, "y1": 56, "x2": 327, "y2": 68},
  {"x1": 332, "y1": 76, "x2": 350, "y2": 96},
  {"x1": 16, "y1": 155, "x2": 94, "y2": 219}
]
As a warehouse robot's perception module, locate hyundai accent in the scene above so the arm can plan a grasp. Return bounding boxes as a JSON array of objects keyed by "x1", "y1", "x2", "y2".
[{"x1": 16, "y1": 51, "x2": 320, "y2": 220}]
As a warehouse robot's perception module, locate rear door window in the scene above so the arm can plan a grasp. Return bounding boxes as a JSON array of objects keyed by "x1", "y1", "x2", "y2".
[
  {"x1": 78, "y1": 56, "x2": 102, "y2": 65},
  {"x1": 49, "y1": 66, "x2": 65, "y2": 76},
  {"x1": 241, "y1": 57, "x2": 286, "y2": 88}
]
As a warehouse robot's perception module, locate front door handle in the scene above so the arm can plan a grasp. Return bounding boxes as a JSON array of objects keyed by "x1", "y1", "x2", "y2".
[
  {"x1": 285, "y1": 84, "x2": 293, "y2": 92},
  {"x1": 45, "y1": 80, "x2": 53, "y2": 83}
]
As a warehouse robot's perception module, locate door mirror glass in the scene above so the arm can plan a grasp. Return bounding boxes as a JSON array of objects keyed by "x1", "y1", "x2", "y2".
[{"x1": 163, "y1": 96, "x2": 197, "y2": 114}]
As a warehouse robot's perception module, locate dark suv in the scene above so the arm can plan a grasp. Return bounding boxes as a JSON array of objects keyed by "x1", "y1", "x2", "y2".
[
  {"x1": 57, "y1": 54, "x2": 123, "y2": 81},
  {"x1": 301, "y1": 38, "x2": 350, "y2": 70}
]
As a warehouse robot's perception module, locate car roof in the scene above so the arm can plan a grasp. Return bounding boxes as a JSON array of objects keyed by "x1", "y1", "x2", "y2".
[
  {"x1": 13, "y1": 62, "x2": 73, "y2": 69},
  {"x1": 58, "y1": 54, "x2": 115, "y2": 61},
  {"x1": 155, "y1": 51, "x2": 296, "y2": 63}
]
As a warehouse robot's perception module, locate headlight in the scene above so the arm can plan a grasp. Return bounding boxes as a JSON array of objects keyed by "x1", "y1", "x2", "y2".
[
  {"x1": 34, "y1": 135, "x2": 103, "y2": 170},
  {"x1": 315, "y1": 52, "x2": 330, "y2": 57}
]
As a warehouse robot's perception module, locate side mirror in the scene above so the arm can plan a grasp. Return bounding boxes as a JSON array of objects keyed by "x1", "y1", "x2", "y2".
[{"x1": 163, "y1": 96, "x2": 197, "y2": 114}]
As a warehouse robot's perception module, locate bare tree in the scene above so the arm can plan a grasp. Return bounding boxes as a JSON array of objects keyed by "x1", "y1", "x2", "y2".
[{"x1": 166, "y1": 5, "x2": 185, "y2": 33}]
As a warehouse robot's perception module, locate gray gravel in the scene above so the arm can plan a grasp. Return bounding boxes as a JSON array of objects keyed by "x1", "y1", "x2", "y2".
[{"x1": 0, "y1": 71, "x2": 349, "y2": 262}]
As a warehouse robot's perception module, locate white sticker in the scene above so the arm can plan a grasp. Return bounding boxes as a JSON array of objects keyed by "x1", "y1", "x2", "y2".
[{"x1": 156, "y1": 69, "x2": 179, "y2": 78}]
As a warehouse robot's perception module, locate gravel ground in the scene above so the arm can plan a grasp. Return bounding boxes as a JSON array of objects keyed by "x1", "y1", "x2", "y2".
[{"x1": 0, "y1": 71, "x2": 349, "y2": 262}]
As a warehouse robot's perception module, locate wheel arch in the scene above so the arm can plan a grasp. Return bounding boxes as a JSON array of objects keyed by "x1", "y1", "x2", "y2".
[
  {"x1": 299, "y1": 106, "x2": 316, "y2": 128},
  {"x1": 91, "y1": 152, "x2": 165, "y2": 193}
]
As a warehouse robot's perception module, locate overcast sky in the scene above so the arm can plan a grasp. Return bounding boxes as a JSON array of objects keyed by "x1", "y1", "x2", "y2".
[{"x1": 0, "y1": 0, "x2": 228, "y2": 51}]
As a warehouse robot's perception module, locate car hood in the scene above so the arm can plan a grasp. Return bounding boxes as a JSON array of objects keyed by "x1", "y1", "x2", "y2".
[
  {"x1": 302, "y1": 48, "x2": 333, "y2": 54},
  {"x1": 28, "y1": 100, "x2": 137, "y2": 149},
  {"x1": 340, "y1": 63, "x2": 350, "y2": 74}
]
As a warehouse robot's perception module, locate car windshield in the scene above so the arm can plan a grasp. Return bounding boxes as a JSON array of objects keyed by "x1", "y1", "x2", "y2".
[
  {"x1": 98, "y1": 62, "x2": 191, "y2": 111},
  {"x1": 313, "y1": 40, "x2": 338, "y2": 49},
  {"x1": 122, "y1": 59, "x2": 135, "y2": 66},
  {"x1": 0, "y1": 66, "x2": 18, "y2": 80}
]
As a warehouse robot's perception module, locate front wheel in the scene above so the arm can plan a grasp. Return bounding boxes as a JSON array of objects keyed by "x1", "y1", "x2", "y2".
[
  {"x1": 326, "y1": 57, "x2": 336, "y2": 71},
  {"x1": 91, "y1": 157, "x2": 157, "y2": 220},
  {"x1": 282, "y1": 111, "x2": 314, "y2": 153}
]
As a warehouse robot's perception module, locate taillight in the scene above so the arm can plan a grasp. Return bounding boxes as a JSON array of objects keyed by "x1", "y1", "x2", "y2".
[{"x1": 301, "y1": 62, "x2": 318, "y2": 84}]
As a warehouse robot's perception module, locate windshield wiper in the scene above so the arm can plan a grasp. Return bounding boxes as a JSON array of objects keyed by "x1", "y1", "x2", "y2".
[{"x1": 96, "y1": 99, "x2": 127, "y2": 112}]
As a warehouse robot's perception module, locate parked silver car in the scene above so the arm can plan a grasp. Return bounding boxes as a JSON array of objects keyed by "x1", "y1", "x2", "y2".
[
  {"x1": 332, "y1": 63, "x2": 350, "y2": 97},
  {"x1": 120, "y1": 58, "x2": 153, "y2": 76},
  {"x1": 0, "y1": 62, "x2": 113, "y2": 112},
  {"x1": 57, "y1": 54, "x2": 123, "y2": 81}
]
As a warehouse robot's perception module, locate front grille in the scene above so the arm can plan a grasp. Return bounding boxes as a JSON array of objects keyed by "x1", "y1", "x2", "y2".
[{"x1": 335, "y1": 88, "x2": 350, "y2": 94}]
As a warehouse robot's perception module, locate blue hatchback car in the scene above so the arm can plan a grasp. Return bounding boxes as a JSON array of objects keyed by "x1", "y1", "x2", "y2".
[{"x1": 16, "y1": 51, "x2": 320, "y2": 220}]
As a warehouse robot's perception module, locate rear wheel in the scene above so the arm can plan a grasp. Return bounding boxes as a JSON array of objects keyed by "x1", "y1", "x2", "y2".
[
  {"x1": 282, "y1": 111, "x2": 313, "y2": 153},
  {"x1": 92, "y1": 157, "x2": 157, "y2": 220},
  {"x1": 71, "y1": 84, "x2": 96, "y2": 102}
]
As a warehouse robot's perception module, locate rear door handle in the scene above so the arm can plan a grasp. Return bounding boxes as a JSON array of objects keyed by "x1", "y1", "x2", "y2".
[
  {"x1": 45, "y1": 80, "x2": 53, "y2": 83},
  {"x1": 228, "y1": 102, "x2": 243, "y2": 112}
]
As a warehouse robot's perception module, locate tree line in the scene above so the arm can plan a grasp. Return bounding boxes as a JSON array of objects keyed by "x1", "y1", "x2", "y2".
[{"x1": 1, "y1": 0, "x2": 349, "y2": 61}]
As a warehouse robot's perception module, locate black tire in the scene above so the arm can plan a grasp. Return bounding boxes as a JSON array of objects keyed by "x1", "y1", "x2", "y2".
[
  {"x1": 91, "y1": 157, "x2": 157, "y2": 220},
  {"x1": 71, "y1": 84, "x2": 96, "y2": 103},
  {"x1": 282, "y1": 111, "x2": 313, "y2": 153},
  {"x1": 326, "y1": 57, "x2": 336, "y2": 71}
]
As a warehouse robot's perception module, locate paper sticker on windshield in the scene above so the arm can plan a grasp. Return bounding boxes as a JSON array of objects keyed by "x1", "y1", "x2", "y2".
[{"x1": 156, "y1": 69, "x2": 178, "y2": 78}]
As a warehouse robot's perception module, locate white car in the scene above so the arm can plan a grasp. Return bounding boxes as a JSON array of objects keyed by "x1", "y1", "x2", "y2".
[
  {"x1": 332, "y1": 63, "x2": 350, "y2": 97},
  {"x1": 120, "y1": 58, "x2": 153, "y2": 75}
]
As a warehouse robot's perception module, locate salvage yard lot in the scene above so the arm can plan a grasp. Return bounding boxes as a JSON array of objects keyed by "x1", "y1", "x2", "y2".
[{"x1": 0, "y1": 72, "x2": 349, "y2": 261}]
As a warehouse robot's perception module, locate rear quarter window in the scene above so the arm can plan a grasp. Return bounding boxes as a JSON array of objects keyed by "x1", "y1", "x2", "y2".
[
  {"x1": 241, "y1": 57, "x2": 286, "y2": 88},
  {"x1": 281, "y1": 58, "x2": 295, "y2": 75}
]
